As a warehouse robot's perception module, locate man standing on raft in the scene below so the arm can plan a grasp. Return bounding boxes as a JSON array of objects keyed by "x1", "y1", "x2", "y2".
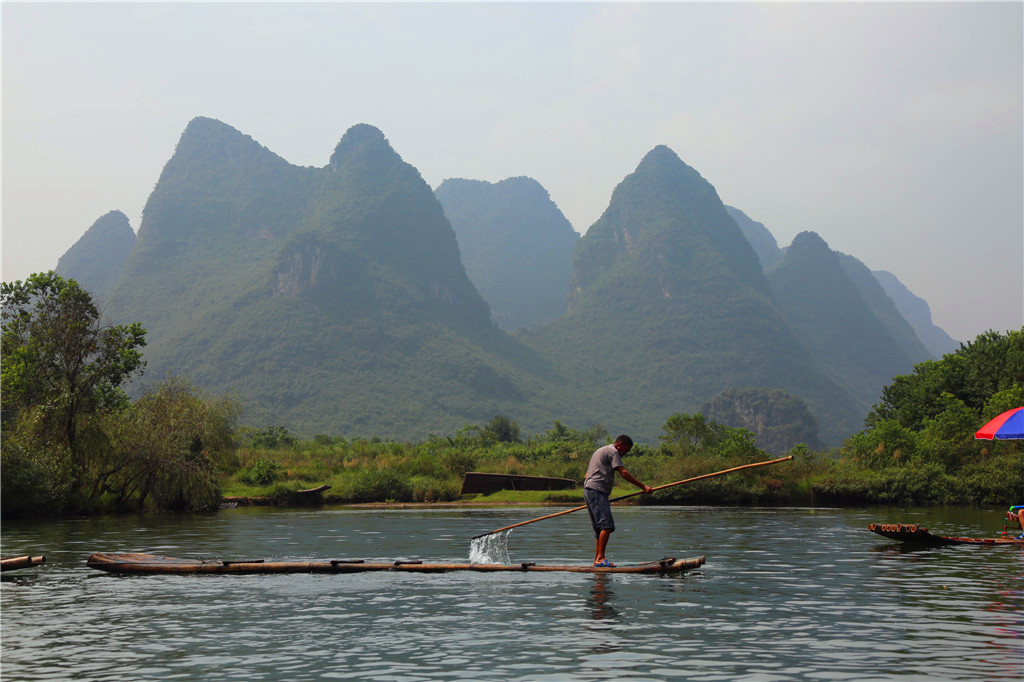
[{"x1": 583, "y1": 435, "x2": 652, "y2": 567}]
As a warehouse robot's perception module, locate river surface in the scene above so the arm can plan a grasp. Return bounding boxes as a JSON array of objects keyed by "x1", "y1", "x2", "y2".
[{"x1": 2, "y1": 505, "x2": 1022, "y2": 680}]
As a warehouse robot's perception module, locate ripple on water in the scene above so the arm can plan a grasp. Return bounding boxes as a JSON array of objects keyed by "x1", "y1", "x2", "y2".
[{"x1": 3, "y1": 506, "x2": 1023, "y2": 680}]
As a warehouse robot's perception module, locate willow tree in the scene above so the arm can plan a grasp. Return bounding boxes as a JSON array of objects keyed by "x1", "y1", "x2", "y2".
[{"x1": 99, "y1": 376, "x2": 239, "y2": 511}]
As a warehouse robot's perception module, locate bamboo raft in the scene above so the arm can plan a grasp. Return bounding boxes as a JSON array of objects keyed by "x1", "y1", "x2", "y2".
[
  {"x1": 87, "y1": 552, "x2": 705, "y2": 575},
  {"x1": 1, "y1": 555, "x2": 46, "y2": 572},
  {"x1": 868, "y1": 523, "x2": 1024, "y2": 546}
]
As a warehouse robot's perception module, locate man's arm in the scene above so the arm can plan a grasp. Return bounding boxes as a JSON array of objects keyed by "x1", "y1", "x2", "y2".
[{"x1": 615, "y1": 466, "x2": 653, "y2": 494}]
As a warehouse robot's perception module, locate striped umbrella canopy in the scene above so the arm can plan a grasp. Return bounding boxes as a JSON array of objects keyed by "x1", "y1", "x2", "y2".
[{"x1": 974, "y1": 406, "x2": 1024, "y2": 440}]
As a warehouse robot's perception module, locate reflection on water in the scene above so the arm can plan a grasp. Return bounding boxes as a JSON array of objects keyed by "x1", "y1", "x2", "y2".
[
  {"x1": 587, "y1": 573, "x2": 619, "y2": 622},
  {"x1": 2, "y1": 505, "x2": 1022, "y2": 680}
]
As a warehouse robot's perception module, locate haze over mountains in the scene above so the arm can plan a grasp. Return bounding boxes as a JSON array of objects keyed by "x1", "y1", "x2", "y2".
[{"x1": 54, "y1": 116, "x2": 958, "y2": 449}]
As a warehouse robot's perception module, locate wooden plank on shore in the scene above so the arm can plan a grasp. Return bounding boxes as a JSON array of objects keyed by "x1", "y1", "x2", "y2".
[{"x1": 460, "y1": 472, "x2": 576, "y2": 495}]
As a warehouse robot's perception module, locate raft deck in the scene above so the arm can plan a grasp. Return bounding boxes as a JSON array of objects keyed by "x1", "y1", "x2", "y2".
[
  {"x1": 868, "y1": 523, "x2": 1024, "y2": 546},
  {"x1": 87, "y1": 552, "x2": 705, "y2": 575}
]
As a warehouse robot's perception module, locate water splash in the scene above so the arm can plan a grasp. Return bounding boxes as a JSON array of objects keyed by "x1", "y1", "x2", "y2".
[{"x1": 469, "y1": 530, "x2": 512, "y2": 564}]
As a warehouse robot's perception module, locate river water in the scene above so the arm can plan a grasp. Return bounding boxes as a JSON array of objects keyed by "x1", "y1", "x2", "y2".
[{"x1": 2, "y1": 505, "x2": 1021, "y2": 680}]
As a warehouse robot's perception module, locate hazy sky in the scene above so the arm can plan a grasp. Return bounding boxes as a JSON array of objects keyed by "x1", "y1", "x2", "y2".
[{"x1": 3, "y1": 2, "x2": 1021, "y2": 343}]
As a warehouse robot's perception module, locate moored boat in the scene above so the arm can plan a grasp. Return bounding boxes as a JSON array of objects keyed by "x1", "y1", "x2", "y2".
[
  {"x1": 87, "y1": 552, "x2": 705, "y2": 575},
  {"x1": 868, "y1": 523, "x2": 1024, "y2": 546},
  {"x1": 1, "y1": 555, "x2": 46, "y2": 572}
]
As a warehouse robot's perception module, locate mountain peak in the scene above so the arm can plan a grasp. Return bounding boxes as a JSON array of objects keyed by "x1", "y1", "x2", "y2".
[
  {"x1": 329, "y1": 123, "x2": 398, "y2": 168},
  {"x1": 171, "y1": 116, "x2": 282, "y2": 168},
  {"x1": 572, "y1": 143, "x2": 767, "y2": 305},
  {"x1": 638, "y1": 144, "x2": 680, "y2": 165},
  {"x1": 787, "y1": 231, "x2": 834, "y2": 259},
  {"x1": 632, "y1": 144, "x2": 708, "y2": 186},
  {"x1": 55, "y1": 210, "x2": 135, "y2": 300},
  {"x1": 179, "y1": 116, "x2": 250, "y2": 148},
  {"x1": 184, "y1": 115, "x2": 237, "y2": 134}
]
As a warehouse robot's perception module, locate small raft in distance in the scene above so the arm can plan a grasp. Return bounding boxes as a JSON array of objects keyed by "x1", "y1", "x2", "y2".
[
  {"x1": 87, "y1": 552, "x2": 705, "y2": 575},
  {"x1": 868, "y1": 523, "x2": 1024, "y2": 546}
]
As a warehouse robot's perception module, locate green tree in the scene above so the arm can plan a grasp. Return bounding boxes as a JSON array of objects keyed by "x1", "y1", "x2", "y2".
[
  {"x1": 99, "y1": 376, "x2": 238, "y2": 511},
  {"x1": 247, "y1": 425, "x2": 298, "y2": 449},
  {"x1": 842, "y1": 329, "x2": 1023, "y2": 499},
  {"x1": 483, "y1": 414, "x2": 521, "y2": 443},
  {"x1": 868, "y1": 329, "x2": 1024, "y2": 430},
  {"x1": 1, "y1": 272, "x2": 146, "y2": 488},
  {"x1": 660, "y1": 413, "x2": 715, "y2": 452}
]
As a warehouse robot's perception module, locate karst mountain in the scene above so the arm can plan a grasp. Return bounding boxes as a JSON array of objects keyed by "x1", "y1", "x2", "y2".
[{"x1": 55, "y1": 118, "x2": 956, "y2": 446}]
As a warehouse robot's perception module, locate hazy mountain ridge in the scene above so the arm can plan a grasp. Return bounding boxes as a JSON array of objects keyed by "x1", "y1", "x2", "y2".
[
  {"x1": 435, "y1": 176, "x2": 579, "y2": 330},
  {"x1": 53, "y1": 117, "x2": 957, "y2": 445},
  {"x1": 724, "y1": 204, "x2": 946, "y2": 366},
  {"x1": 766, "y1": 232, "x2": 920, "y2": 411},
  {"x1": 725, "y1": 205, "x2": 783, "y2": 272},
  {"x1": 836, "y1": 252, "x2": 934, "y2": 364},
  {"x1": 55, "y1": 210, "x2": 135, "y2": 301},
  {"x1": 873, "y1": 269, "x2": 961, "y2": 358}
]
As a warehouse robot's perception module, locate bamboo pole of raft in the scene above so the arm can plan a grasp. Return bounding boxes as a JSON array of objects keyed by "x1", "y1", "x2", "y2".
[
  {"x1": 0, "y1": 555, "x2": 46, "y2": 571},
  {"x1": 471, "y1": 455, "x2": 793, "y2": 539}
]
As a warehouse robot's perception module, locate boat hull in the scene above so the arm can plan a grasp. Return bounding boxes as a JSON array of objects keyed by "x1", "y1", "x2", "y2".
[
  {"x1": 868, "y1": 523, "x2": 1024, "y2": 545},
  {"x1": 86, "y1": 552, "x2": 705, "y2": 575}
]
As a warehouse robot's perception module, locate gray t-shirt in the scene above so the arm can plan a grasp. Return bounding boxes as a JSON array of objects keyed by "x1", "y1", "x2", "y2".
[{"x1": 583, "y1": 444, "x2": 623, "y2": 495}]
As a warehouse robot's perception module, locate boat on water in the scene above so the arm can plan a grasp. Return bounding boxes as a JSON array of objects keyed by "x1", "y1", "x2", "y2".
[
  {"x1": 1, "y1": 555, "x2": 46, "y2": 572},
  {"x1": 868, "y1": 523, "x2": 1024, "y2": 546},
  {"x1": 87, "y1": 552, "x2": 705, "y2": 575}
]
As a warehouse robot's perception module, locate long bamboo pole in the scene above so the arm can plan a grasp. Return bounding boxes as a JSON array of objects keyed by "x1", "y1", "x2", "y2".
[{"x1": 470, "y1": 455, "x2": 793, "y2": 539}]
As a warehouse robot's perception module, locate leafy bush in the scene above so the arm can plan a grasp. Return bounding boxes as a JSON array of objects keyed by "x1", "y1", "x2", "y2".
[
  {"x1": 409, "y1": 475, "x2": 460, "y2": 502},
  {"x1": 958, "y1": 451, "x2": 1024, "y2": 505},
  {"x1": 345, "y1": 468, "x2": 413, "y2": 503},
  {"x1": 877, "y1": 462, "x2": 958, "y2": 505},
  {"x1": 0, "y1": 431, "x2": 72, "y2": 517},
  {"x1": 248, "y1": 426, "x2": 298, "y2": 450},
  {"x1": 238, "y1": 458, "x2": 282, "y2": 486}
]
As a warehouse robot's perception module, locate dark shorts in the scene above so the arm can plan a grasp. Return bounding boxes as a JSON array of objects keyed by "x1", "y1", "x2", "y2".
[{"x1": 584, "y1": 487, "x2": 615, "y2": 536}]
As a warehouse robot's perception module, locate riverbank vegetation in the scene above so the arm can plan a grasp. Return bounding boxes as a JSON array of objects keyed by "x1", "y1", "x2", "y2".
[{"x1": 3, "y1": 274, "x2": 1021, "y2": 518}]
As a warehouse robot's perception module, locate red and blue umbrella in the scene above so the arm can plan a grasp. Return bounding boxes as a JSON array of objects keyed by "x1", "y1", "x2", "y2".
[{"x1": 974, "y1": 406, "x2": 1024, "y2": 440}]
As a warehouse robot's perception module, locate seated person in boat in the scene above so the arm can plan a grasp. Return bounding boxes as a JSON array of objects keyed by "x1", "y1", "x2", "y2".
[
  {"x1": 583, "y1": 435, "x2": 652, "y2": 567},
  {"x1": 1008, "y1": 505, "x2": 1024, "y2": 539}
]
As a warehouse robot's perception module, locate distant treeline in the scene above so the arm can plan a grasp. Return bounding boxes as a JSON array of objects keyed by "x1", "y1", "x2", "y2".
[{"x1": 2, "y1": 273, "x2": 1021, "y2": 518}]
